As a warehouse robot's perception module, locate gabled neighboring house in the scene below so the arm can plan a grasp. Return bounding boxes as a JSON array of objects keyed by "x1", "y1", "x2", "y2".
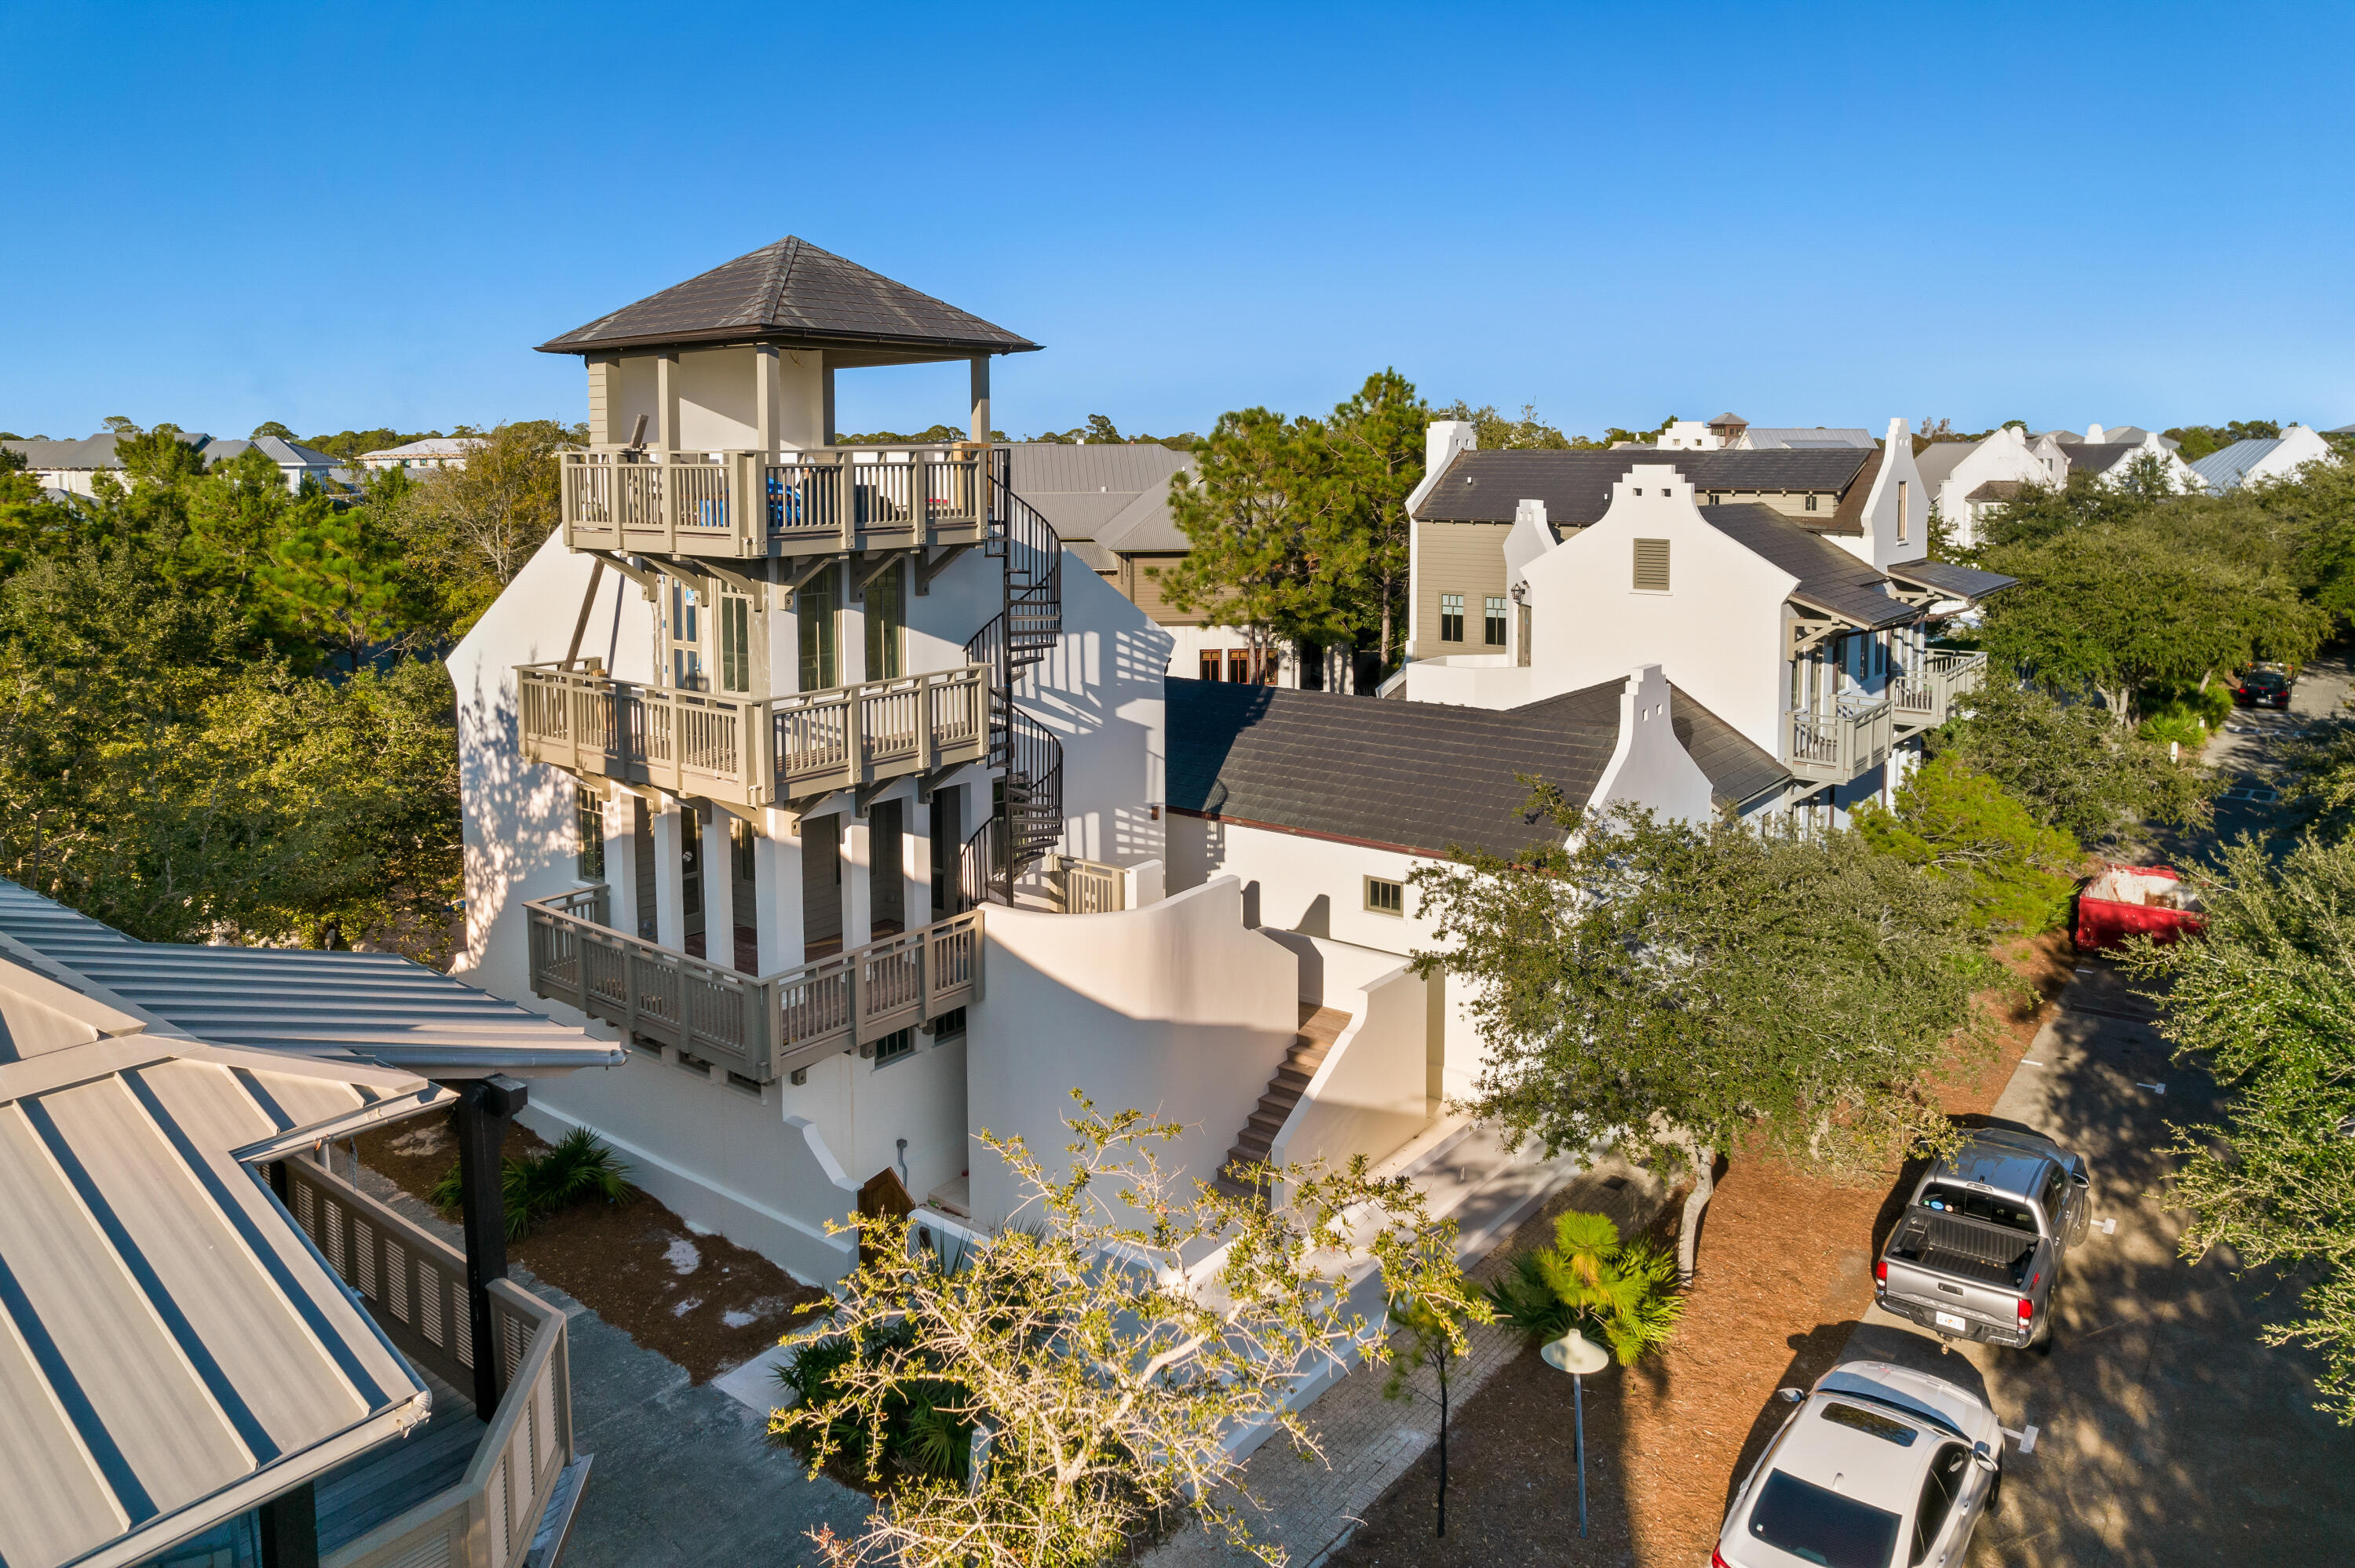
[
  {"x1": 1397, "y1": 450, "x2": 2014, "y2": 824},
  {"x1": 1163, "y1": 666, "x2": 1782, "y2": 1118},
  {"x1": 1646, "y1": 414, "x2": 1877, "y2": 452},
  {"x1": 2, "y1": 429, "x2": 211, "y2": 496},
  {"x1": 360, "y1": 436, "x2": 480, "y2": 472},
  {"x1": 2057, "y1": 429, "x2": 2205, "y2": 492},
  {"x1": 2189, "y1": 424, "x2": 2339, "y2": 493},
  {"x1": 199, "y1": 434, "x2": 356, "y2": 491},
  {"x1": 1915, "y1": 425, "x2": 2065, "y2": 548}
]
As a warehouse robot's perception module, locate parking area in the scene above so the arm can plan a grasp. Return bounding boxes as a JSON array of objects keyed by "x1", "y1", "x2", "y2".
[{"x1": 1837, "y1": 655, "x2": 2355, "y2": 1566}]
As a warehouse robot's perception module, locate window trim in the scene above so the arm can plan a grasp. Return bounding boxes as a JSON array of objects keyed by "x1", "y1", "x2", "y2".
[
  {"x1": 1438, "y1": 592, "x2": 1465, "y2": 644},
  {"x1": 1482, "y1": 594, "x2": 1508, "y2": 647},
  {"x1": 1364, "y1": 875, "x2": 1406, "y2": 917}
]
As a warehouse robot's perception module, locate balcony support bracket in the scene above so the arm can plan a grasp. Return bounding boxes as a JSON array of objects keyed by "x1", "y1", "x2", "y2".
[
  {"x1": 585, "y1": 549, "x2": 661, "y2": 601},
  {"x1": 914, "y1": 762, "x2": 964, "y2": 804},
  {"x1": 1787, "y1": 613, "x2": 1843, "y2": 658},
  {"x1": 670, "y1": 556, "x2": 772, "y2": 609},
  {"x1": 852, "y1": 549, "x2": 910, "y2": 601},
  {"x1": 783, "y1": 553, "x2": 845, "y2": 603},
  {"x1": 854, "y1": 777, "x2": 896, "y2": 819},
  {"x1": 915, "y1": 544, "x2": 973, "y2": 596}
]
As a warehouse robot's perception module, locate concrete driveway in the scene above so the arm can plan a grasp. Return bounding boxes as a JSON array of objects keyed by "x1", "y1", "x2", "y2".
[{"x1": 1835, "y1": 654, "x2": 2355, "y2": 1566}]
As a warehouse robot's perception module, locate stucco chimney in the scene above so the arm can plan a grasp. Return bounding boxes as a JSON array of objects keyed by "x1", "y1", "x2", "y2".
[{"x1": 1425, "y1": 419, "x2": 1476, "y2": 480}]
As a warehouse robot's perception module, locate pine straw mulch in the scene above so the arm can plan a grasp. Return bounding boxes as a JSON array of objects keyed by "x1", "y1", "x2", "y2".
[
  {"x1": 1331, "y1": 930, "x2": 2076, "y2": 1567},
  {"x1": 356, "y1": 1114, "x2": 830, "y2": 1385}
]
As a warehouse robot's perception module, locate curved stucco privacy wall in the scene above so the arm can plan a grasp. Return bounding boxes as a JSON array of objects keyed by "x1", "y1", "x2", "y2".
[
  {"x1": 1265, "y1": 960, "x2": 1434, "y2": 1187},
  {"x1": 966, "y1": 877, "x2": 1301, "y2": 1227}
]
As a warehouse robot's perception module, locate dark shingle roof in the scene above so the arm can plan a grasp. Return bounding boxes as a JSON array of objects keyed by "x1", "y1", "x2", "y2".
[
  {"x1": 2064, "y1": 442, "x2": 2141, "y2": 472},
  {"x1": 1167, "y1": 676, "x2": 1787, "y2": 856},
  {"x1": 1697, "y1": 504, "x2": 1913, "y2": 629},
  {"x1": 1170, "y1": 680, "x2": 1615, "y2": 856},
  {"x1": 1414, "y1": 447, "x2": 1875, "y2": 524},
  {"x1": 1964, "y1": 479, "x2": 2026, "y2": 502},
  {"x1": 1512, "y1": 684, "x2": 1787, "y2": 808},
  {"x1": 1885, "y1": 559, "x2": 2018, "y2": 603},
  {"x1": 536, "y1": 235, "x2": 1039, "y2": 357}
]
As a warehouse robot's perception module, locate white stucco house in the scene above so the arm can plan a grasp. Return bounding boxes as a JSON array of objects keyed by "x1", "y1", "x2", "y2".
[
  {"x1": 360, "y1": 436, "x2": 481, "y2": 472},
  {"x1": 2, "y1": 429, "x2": 351, "y2": 494},
  {"x1": 2188, "y1": 424, "x2": 2339, "y2": 493},
  {"x1": 1644, "y1": 413, "x2": 1875, "y2": 454},
  {"x1": 1392, "y1": 420, "x2": 2015, "y2": 826},
  {"x1": 1915, "y1": 425, "x2": 2068, "y2": 547},
  {"x1": 447, "y1": 238, "x2": 1633, "y2": 1308}
]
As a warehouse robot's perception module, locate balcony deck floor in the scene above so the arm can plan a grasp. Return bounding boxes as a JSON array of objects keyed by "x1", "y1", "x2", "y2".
[{"x1": 312, "y1": 1367, "x2": 485, "y2": 1555}]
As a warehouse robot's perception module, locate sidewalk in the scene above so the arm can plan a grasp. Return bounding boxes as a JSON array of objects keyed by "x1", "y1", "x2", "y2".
[{"x1": 1146, "y1": 1153, "x2": 1669, "y2": 1568}]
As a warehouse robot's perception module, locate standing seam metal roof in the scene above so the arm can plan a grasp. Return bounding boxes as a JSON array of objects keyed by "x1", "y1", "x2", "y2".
[
  {"x1": 1697, "y1": 504, "x2": 1915, "y2": 629},
  {"x1": 0, "y1": 955, "x2": 433, "y2": 1568},
  {"x1": 0, "y1": 879, "x2": 624, "y2": 1077},
  {"x1": 2187, "y1": 437, "x2": 2287, "y2": 492}
]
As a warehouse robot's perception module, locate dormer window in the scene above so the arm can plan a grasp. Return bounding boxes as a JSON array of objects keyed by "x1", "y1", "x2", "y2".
[{"x1": 1806, "y1": 494, "x2": 1820, "y2": 512}]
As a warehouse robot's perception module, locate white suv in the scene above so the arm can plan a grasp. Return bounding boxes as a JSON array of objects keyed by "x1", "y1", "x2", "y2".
[{"x1": 1714, "y1": 1360, "x2": 2003, "y2": 1568}]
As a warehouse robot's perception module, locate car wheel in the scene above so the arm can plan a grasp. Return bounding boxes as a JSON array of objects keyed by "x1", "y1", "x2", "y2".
[{"x1": 1987, "y1": 1461, "x2": 2003, "y2": 1515}]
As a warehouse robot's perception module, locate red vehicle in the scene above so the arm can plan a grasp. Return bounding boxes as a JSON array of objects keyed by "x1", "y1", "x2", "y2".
[
  {"x1": 2076, "y1": 864, "x2": 2204, "y2": 950},
  {"x1": 2234, "y1": 665, "x2": 2293, "y2": 709}
]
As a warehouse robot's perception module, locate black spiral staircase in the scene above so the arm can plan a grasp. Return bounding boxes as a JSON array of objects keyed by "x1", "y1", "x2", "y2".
[{"x1": 958, "y1": 458, "x2": 1065, "y2": 908}]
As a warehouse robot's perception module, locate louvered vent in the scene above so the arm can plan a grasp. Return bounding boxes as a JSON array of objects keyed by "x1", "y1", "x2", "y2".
[{"x1": 1632, "y1": 538, "x2": 1671, "y2": 592}]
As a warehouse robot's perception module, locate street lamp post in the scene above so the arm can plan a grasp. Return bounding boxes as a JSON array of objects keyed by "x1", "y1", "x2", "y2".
[{"x1": 1542, "y1": 1326, "x2": 1612, "y2": 1537}]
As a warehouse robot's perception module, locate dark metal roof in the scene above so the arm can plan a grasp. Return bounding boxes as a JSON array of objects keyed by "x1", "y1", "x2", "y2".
[
  {"x1": 2064, "y1": 442, "x2": 2141, "y2": 472},
  {"x1": 1885, "y1": 558, "x2": 2018, "y2": 603},
  {"x1": 1167, "y1": 676, "x2": 1785, "y2": 857},
  {"x1": 1697, "y1": 504, "x2": 1915, "y2": 629},
  {"x1": 1413, "y1": 448, "x2": 1875, "y2": 524},
  {"x1": 1964, "y1": 479, "x2": 2027, "y2": 502},
  {"x1": 536, "y1": 235, "x2": 1039, "y2": 358}
]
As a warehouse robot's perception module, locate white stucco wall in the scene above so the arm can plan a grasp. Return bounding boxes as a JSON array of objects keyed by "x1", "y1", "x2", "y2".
[
  {"x1": 1020, "y1": 562, "x2": 1172, "y2": 870},
  {"x1": 966, "y1": 878, "x2": 1301, "y2": 1227},
  {"x1": 1266, "y1": 960, "x2": 1433, "y2": 1183},
  {"x1": 1932, "y1": 427, "x2": 2057, "y2": 549},
  {"x1": 1590, "y1": 664, "x2": 1717, "y2": 823},
  {"x1": 1515, "y1": 465, "x2": 1798, "y2": 757}
]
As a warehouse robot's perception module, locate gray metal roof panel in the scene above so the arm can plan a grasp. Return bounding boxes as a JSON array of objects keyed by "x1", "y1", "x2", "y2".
[
  {"x1": 0, "y1": 881, "x2": 624, "y2": 1076},
  {"x1": 537, "y1": 235, "x2": 1039, "y2": 356},
  {"x1": 0, "y1": 963, "x2": 430, "y2": 1568},
  {"x1": 1000, "y1": 442, "x2": 1192, "y2": 541},
  {"x1": 1413, "y1": 448, "x2": 1874, "y2": 524},
  {"x1": 1885, "y1": 558, "x2": 2019, "y2": 603},
  {"x1": 1738, "y1": 427, "x2": 1876, "y2": 449},
  {"x1": 2188, "y1": 437, "x2": 2284, "y2": 491},
  {"x1": 2064, "y1": 442, "x2": 2142, "y2": 472},
  {"x1": 1910, "y1": 441, "x2": 1977, "y2": 491},
  {"x1": 1697, "y1": 504, "x2": 1914, "y2": 629}
]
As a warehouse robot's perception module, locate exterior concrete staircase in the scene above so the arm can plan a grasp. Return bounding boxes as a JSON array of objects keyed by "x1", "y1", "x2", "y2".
[{"x1": 1214, "y1": 1005, "x2": 1353, "y2": 1202}]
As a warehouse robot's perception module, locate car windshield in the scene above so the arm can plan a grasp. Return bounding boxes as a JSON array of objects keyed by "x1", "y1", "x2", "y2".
[
  {"x1": 1821, "y1": 1402, "x2": 1919, "y2": 1446},
  {"x1": 1748, "y1": 1470, "x2": 1901, "y2": 1568},
  {"x1": 1917, "y1": 1182, "x2": 2039, "y2": 1234}
]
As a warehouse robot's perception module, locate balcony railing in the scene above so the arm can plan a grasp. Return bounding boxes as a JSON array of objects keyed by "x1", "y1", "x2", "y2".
[
  {"x1": 558, "y1": 447, "x2": 995, "y2": 560},
  {"x1": 517, "y1": 662, "x2": 989, "y2": 810},
  {"x1": 1787, "y1": 698, "x2": 1895, "y2": 784},
  {"x1": 283, "y1": 1158, "x2": 575, "y2": 1568},
  {"x1": 1051, "y1": 856, "x2": 1126, "y2": 913},
  {"x1": 1890, "y1": 650, "x2": 1991, "y2": 735},
  {"x1": 524, "y1": 885, "x2": 982, "y2": 1083}
]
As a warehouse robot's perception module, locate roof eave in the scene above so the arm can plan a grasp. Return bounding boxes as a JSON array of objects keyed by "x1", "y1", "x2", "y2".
[
  {"x1": 1789, "y1": 591, "x2": 1915, "y2": 631},
  {"x1": 534, "y1": 326, "x2": 1042, "y2": 357}
]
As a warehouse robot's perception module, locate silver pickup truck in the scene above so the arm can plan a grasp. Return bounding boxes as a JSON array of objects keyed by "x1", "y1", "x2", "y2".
[{"x1": 1875, "y1": 1128, "x2": 2091, "y2": 1351}]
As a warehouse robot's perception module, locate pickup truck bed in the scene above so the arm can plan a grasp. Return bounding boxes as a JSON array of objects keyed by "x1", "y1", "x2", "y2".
[{"x1": 1889, "y1": 1213, "x2": 2036, "y2": 1289}]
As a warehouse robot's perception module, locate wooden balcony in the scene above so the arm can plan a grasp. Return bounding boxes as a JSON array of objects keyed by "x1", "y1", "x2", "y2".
[
  {"x1": 517, "y1": 662, "x2": 989, "y2": 810},
  {"x1": 557, "y1": 446, "x2": 994, "y2": 561},
  {"x1": 524, "y1": 885, "x2": 982, "y2": 1083},
  {"x1": 282, "y1": 1159, "x2": 582, "y2": 1568},
  {"x1": 1787, "y1": 698, "x2": 1895, "y2": 785},
  {"x1": 1890, "y1": 650, "x2": 1991, "y2": 735},
  {"x1": 1050, "y1": 856, "x2": 1126, "y2": 913}
]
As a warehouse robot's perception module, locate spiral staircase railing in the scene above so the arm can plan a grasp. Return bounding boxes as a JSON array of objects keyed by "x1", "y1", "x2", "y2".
[{"x1": 958, "y1": 459, "x2": 1065, "y2": 907}]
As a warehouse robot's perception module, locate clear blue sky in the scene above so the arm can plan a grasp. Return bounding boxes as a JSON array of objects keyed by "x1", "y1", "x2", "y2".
[{"x1": 5, "y1": 1, "x2": 2352, "y2": 444}]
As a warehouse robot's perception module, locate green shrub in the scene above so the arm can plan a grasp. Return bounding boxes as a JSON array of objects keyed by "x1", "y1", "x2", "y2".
[
  {"x1": 772, "y1": 1324, "x2": 973, "y2": 1485},
  {"x1": 1856, "y1": 755, "x2": 2081, "y2": 933},
  {"x1": 429, "y1": 1125, "x2": 633, "y2": 1240},
  {"x1": 2136, "y1": 678, "x2": 2233, "y2": 749},
  {"x1": 1484, "y1": 1209, "x2": 1683, "y2": 1365}
]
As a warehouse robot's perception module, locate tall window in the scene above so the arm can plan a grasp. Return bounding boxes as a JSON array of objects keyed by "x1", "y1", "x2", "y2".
[
  {"x1": 670, "y1": 582, "x2": 704, "y2": 689},
  {"x1": 1440, "y1": 593, "x2": 1465, "y2": 643},
  {"x1": 864, "y1": 559, "x2": 904, "y2": 680},
  {"x1": 718, "y1": 593, "x2": 751, "y2": 694},
  {"x1": 1484, "y1": 595, "x2": 1508, "y2": 647},
  {"x1": 798, "y1": 563, "x2": 838, "y2": 691},
  {"x1": 1805, "y1": 493, "x2": 1820, "y2": 512},
  {"x1": 575, "y1": 786, "x2": 605, "y2": 880},
  {"x1": 1199, "y1": 651, "x2": 1223, "y2": 681},
  {"x1": 1897, "y1": 480, "x2": 1911, "y2": 544}
]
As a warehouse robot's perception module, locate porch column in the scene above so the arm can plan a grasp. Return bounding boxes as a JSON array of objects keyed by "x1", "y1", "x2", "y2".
[
  {"x1": 452, "y1": 1075, "x2": 527, "y2": 1416},
  {"x1": 969, "y1": 356, "x2": 991, "y2": 446},
  {"x1": 820, "y1": 357, "x2": 837, "y2": 445},
  {"x1": 604, "y1": 789, "x2": 643, "y2": 938},
  {"x1": 656, "y1": 352, "x2": 681, "y2": 450},
  {"x1": 703, "y1": 808, "x2": 737, "y2": 970},
  {"x1": 754, "y1": 344, "x2": 783, "y2": 456},
  {"x1": 650, "y1": 795, "x2": 688, "y2": 950},
  {"x1": 842, "y1": 815, "x2": 874, "y2": 950},
  {"x1": 756, "y1": 811, "x2": 805, "y2": 972}
]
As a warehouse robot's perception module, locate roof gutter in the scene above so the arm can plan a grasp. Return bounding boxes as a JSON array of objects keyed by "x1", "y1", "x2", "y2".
[
  {"x1": 534, "y1": 327, "x2": 1043, "y2": 356},
  {"x1": 231, "y1": 1082, "x2": 457, "y2": 1166}
]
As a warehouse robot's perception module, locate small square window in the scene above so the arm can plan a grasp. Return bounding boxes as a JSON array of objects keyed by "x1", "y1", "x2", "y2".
[
  {"x1": 867, "y1": 1026, "x2": 917, "y2": 1066},
  {"x1": 1805, "y1": 493, "x2": 1820, "y2": 512},
  {"x1": 1484, "y1": 595, "x2": 1508, "y2": 647},
  {"x1": 675, "y1": 1050, "x2": 713, "y2": 1077},
  {"x1": 926, "y1": 1007, "x2": 968, "y2": 1040},
  {"x1": 1440, "y1": 593, "x2": 1465, "y2": 643},
  {"x1": 1365, "y1": 877, "x2": 1405, "y2": 917},
  {"x1": 725, "y1": 1071, "x2": 763, "y2": 1097}
]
